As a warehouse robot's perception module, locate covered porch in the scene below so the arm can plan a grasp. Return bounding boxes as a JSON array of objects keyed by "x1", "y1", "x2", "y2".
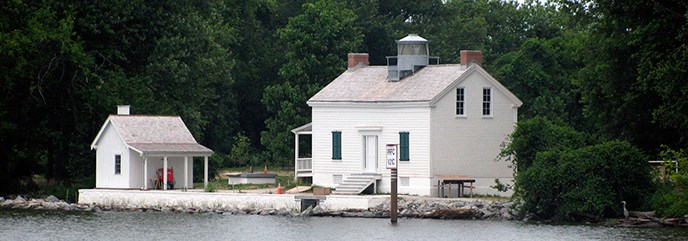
[
  {"x1": 130, "y1": 143, "x2": 213, "y2": 190},
  {"x1": 291, "y1": 123, "x2": 312, "y2": 182}
]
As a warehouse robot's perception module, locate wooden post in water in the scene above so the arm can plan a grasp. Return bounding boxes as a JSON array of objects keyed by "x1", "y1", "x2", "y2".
[
  {"x1": 391, "y1": 169, "x2": 398, "y2": 223},
  {"x1": 386, "y1": 144, "x2": 399, "y2": 224}
]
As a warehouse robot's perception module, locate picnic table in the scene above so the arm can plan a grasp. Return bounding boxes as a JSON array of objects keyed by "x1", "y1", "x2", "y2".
[{"x1": 435, "y1": 175, "x2": 475, "y2": 198}]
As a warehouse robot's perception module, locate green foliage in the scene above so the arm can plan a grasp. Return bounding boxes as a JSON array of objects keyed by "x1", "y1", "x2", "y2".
[
  {"x1": 228, "y1": 133, "x2": 252, "y2": 167},
  {"x1": 490, "y1": 179, "x2": 512, "y2": 193},
  {"x1": 500, "y1": 117, "x2": 588, "y2": 172},
  {"x1": 514, "y1": 140, "x2": 651, "y2": 220},
  {"x1": 491, "y1": 33, "x2": 586, "y2": 126},
  {"x1": 261, "y1": 0, "x2": 362, "y2": 165},
  {"x1": 650, "y1": 146, "x2": 688, "y2": 217},
  {"x1": 204, "y1": 182, "x2": 217, "y2": 192}
]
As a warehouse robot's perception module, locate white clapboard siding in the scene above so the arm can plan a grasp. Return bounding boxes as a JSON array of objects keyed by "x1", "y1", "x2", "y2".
[
  {"x1": 430, "y1": 72, "x2": 517, "y2": 193},
  {"x1": 311, "y1": 105, "x2": 431, "y2": 189},
  {"x1": 95, "y1": 123, "x2": 131, "y2": 188}
]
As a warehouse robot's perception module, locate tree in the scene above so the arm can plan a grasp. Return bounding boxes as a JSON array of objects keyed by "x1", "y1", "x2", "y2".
[
  {"x1": 575, "y1": 0, "x2": 688, "y2": 150},
  {"x1": 261, "y1": 0, "x2": 362, "y2": 166}
]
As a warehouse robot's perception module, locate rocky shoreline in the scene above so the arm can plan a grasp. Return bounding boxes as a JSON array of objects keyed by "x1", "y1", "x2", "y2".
[
  {"x1": 1, "y1": 195, "x2": 513, "y2": 220},
  {"x1": 3, "y1": 195, "x2": 687, "y2": 227}
]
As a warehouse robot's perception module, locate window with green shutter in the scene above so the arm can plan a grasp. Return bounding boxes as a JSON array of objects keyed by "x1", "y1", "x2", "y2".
[
  {"x1": 332, "y1": 131, "x2": 342, "y2": 160},
  {"x1": 400, "y1": 132, "x2": 409, "y2": 161}
]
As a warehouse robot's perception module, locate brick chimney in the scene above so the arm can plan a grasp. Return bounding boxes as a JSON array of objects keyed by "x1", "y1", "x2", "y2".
[
  {"x1": 460, "y1": 50, "x2": 483, "y2": 66},
  {"x1": 348, "y1": 53, "x2": 369, "y2": 70},
  {"x1": 117, "y1": 105, "x2": 130, "y2": 115}
]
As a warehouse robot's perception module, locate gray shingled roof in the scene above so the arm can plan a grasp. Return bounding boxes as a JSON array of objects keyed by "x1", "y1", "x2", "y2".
[
  {"x1": 308, "y1": 65, "x2": 467, "y2": 103},
  {"x1": 93, "y1": 115, "x2": 212, "y2": 155}
]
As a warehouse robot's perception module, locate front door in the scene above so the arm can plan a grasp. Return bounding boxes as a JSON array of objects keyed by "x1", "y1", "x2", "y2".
[{"x1": 363, "y1": 135, "x2": 378, "y2": 173}]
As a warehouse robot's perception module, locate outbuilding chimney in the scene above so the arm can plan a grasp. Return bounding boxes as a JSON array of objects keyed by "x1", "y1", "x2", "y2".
[
  {"x1": 117, "y1": 105, "x2": 130, "y2": 115},
  {"x1": 348, "y1": 53, "x2": 369, "y2": 70},
  {"x1": 460, "y1": 50, "x2": 483, "y2": 66}
]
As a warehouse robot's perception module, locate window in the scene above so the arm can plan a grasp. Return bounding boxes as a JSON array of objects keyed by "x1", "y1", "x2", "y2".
[
  {"x1": 482, "y1": 88, "x2": 491, "y2": 116},
  {"x1": 456, "y1": 88, "x2": 465, "y2": 116},
  {"x1": 332, "y1": 131, "x2": 342, "y2": 160},
  {"x1": 114, "y1": 154, "x2": 121, "y2": 175},
  {"x1": 400, "y1": 177, "x2": 410, "y2": 186},
  {"x1": 399, "y1": 132, "x2": 409, "y2": 161}
]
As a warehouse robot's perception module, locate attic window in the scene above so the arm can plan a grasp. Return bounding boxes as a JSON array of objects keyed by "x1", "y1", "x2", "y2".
[
  {"x1": 483, "y1": 88, "x2": 491, "y2": 116},
  {"x1": 456, "y1": 88, "x2": 465, "y2": 116}
]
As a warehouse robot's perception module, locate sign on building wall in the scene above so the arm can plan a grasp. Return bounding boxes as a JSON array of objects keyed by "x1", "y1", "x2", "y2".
[{"x1": 386, "y1": 144, "x2": 398, "y2": 169}]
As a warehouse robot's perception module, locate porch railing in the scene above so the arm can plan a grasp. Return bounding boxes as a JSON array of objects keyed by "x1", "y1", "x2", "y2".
[{"x1": 297, "y1": 158, "x2": 312, "y2": 172}]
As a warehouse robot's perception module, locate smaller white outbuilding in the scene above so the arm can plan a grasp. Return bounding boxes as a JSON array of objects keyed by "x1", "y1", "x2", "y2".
[{"x1": 90, "y1": 105, "x2": 213, "y2": 190}]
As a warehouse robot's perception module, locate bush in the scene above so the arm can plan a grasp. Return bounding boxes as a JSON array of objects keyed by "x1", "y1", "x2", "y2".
[
  {"x1": 204, "y1": 182, "x2": 217, "y2": 192},
  {"x1": 649, "y1": 146, "x2": 688, "y2": 217},
  {"x1": 500, "y1": 117, "x2": 588, "y2": 172},
  {"x1": 514, "y1": 140, "x2": 651, "y2": 220}
]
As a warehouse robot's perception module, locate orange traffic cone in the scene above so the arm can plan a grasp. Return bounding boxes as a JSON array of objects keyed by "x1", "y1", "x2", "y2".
[{"x1": 277, "y1": 183, "x2": 283, "y2": 194}]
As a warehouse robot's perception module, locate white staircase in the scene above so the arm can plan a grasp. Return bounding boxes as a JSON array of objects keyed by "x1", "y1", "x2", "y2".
[{"x1": 332, "y1": 174, "x2": 381, "y2": 195}]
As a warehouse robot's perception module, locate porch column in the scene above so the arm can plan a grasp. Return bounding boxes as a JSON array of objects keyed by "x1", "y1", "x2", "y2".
[
  {"x1": 163, "y1": 156, "x2": 168, "y2": 190},
  {"x1": 143, "y1": 157, "x2": 148, "y2": 190},
  {"x1": 184, "y1": 156, "x2": 189, "y2": 189},
  {"x1": 204, "y1": 156, "x2": 208, "y2": 189},
  {"x1": 294, "y1": 132, "x2": 299, "y2": 182}
]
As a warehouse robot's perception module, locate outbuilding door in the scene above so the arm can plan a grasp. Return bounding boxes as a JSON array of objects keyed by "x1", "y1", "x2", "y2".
[{"x1": 363, "y1": 135, "x2": 378, "y2": 173}]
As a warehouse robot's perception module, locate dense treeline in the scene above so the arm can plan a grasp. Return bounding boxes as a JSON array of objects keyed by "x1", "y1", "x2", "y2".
[{"x1": 1, "y1": 0, "x2": 686, "y2": 206}]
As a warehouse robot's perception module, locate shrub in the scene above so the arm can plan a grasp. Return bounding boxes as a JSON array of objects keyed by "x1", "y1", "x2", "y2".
[
  {"x1": 500, "y1": 117, "x2": 588, "y2": 173},
  {"x1": 205, "y1": 182, "x2": 217, "y2": 192},
  {"x1": 514, "y1": 140, "x2": 651, "y2": 220},
  {"x1": 649, "y1": 146, "x2": 688, "y2": 217}
]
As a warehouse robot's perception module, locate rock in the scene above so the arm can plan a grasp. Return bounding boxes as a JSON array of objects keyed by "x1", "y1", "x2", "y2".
[
  {"x1": 482, "y1": 210, "x2": 494, "y2": 219},
  {"x1": 94, "y1": 206, "x2": 102, "y2": 213},
  {"x1": 663, "y1": 218, "x2": 680, "y2": 225},
  {"x1": 42, "y1": 202, "x2": 57, "y2": 210},
  {"x1": 14, "y1": 196, "x2": 26, "y2": 204},
  {"x1": 161, "y1": 207, "x2": 173, "y2": 213},
  {"x1": 259, "y1": 209, "x2": 271, "y2": 215},
  {"x1": 300, "y1": 206, "x2": 314, "y2": 217},
  {"x1": 0, "y1": 197, "x2": 4, "y2": 202},
  {"x1": 361, "y1": 211, "x2": 376, "y2": 218},
  {"x1": 342, "y1": 212, "x2": 361, "y2": 217},
  {"x1": 312, "y1": 205, "x2": 324, "y2": 215},
  {"x1": 1, "y1": 200, "x2": 13, "y2": 208},
  {"x1": 46, "y1": 195, "x2": 60, "y2": 203},
  {"x1": 277, "y1": 208, "x2": 290, "y2": 216}
]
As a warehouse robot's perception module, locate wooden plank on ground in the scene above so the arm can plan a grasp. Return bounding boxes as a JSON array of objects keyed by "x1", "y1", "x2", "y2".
[{"x1": 286, "y1": 186, "x2": 312, "y2": 194}]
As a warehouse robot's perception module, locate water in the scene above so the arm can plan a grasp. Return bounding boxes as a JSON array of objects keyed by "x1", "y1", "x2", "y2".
[{"x1": 1, "y1": 209, "x2": 687, "y2": 241}]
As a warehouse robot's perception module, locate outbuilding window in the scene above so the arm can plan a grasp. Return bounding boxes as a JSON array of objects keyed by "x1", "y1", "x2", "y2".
[
  {"x1": 114, "y1": 154, "x2": 121, "y2": 175},
  {"x1": 332, "y1": 131, "x2": 342, "y2": 160}
]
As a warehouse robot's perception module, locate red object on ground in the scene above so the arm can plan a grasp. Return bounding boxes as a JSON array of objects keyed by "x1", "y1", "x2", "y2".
[{"x1": 277, "y1": 183, "x2": 283, "y2": 194}]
